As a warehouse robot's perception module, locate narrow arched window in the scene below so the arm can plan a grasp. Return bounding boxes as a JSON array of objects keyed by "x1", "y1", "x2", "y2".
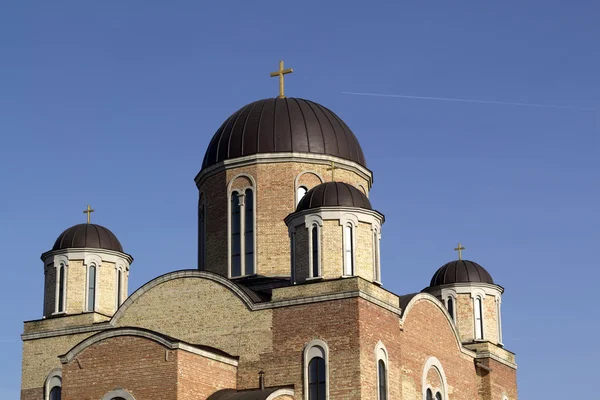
[
  {"x1": 474, "y1": 296, "x2": 484, "y2": 340},
  {"x1": 426, "y1": 388, "x2": 433, "y2": 400},
  {"x1": 308, "y1": 357, "x2": 326, "y2": 400},
  {"x1": 290, "y1": 231, "x2": 296, "y2": 284},
  {"x1": 447, "y1": 297, "x2": 454, "y2": 321},
  {"x1": 497, "y1": 298, "x2": 503, "y2": 344},
  {"x1": 297, "y1": 185, "x2": 308, "y2": 205},
  {"x1": 378, "y1": 359, "x2": 387, "y2": 400},
  {"x1": 344, "y1": 224, "x2": 354, "y2": 276},
  {"x1": 87, "y1": 265, "x2": 96, "y2": 312},
  {"x1": 373, "y1": 230, "x2": 381, "y2": 282},
  {"x1": 435, "y1": 392, "x2": 442, "y2": 400},
  {"x1": 230, "y1": 191, "x2": 242, "y2": 277},
  {"x1": 117, "y1": 269, "x2": 123, "y2": 306},
  {"x1": 57, "y1": 264, "x2": 65, "y2": 313},
  {"x1": 311, "y1": 224, "x2": 320, "y2": 277},
  {"x1": 198, "y1": 194, "x2": 206, "y2": 270},
  {"x1": 244, "y1": 188, "x2": 255, "y2": 275},
  {"x1": 49, "y1": 386, "x2": 61, "y2": 400}
]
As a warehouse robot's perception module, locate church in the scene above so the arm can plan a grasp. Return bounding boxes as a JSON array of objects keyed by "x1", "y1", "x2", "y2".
[{"x1": 20, "y1": 62, "x2": 518, "y2": 400}]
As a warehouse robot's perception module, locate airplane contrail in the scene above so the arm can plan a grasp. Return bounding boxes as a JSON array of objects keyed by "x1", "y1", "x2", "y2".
[{"x1": 341, "y1": 91, "x2": 598, "y2": 111}]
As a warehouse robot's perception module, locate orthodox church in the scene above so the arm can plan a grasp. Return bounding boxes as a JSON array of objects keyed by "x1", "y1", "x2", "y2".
[{"x1": 20, "y1": 62, "x2": 517, "y2": 400}]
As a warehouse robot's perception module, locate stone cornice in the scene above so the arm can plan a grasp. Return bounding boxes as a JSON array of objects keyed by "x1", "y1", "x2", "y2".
[
  {"x1": 41, "y1": 247, "x2": 134, "y2": 265},
  {"x1": 195, "y1": 152, "x2": 374, "y2": 188}
]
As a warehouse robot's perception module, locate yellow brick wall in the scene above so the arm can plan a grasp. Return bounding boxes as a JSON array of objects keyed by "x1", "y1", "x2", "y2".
[
  {"x1": 321, "y1": 220, "x2": 343, "y2": 279},
  {"x1": 455, "y1": 293, "x2": 500, "y2": 344},
  {"x1": 200, "y1": 160, "x2": 371, "y2": 278},
  {"x1": 293, "y1": 225, "x2": 309, "y2": 282},
  {"x1": 355, "y1": 221, "x2": 375, "y2": 281},
  {"x1": 43, "y1": 265, "x2": 56, "y2": 317}
]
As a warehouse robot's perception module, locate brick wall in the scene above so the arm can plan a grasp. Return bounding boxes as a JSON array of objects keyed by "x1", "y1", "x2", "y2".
[{"x1": 200, "y1": 160, "x2": 370, "y2": 278}]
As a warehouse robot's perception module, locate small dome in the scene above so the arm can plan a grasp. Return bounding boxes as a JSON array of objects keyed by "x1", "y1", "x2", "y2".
[
  {"x1": 296, "y1": 182, "x2": 372, "y2": 212},
  {"x1": 202, "y1": 98, "x2": 366, "y2": 170},
  {"x1": 429, "y1": 260, "x2": 494, "y2": 286},
  {"x1": 52, "y1": 223, "x2": 124, "y2": 253}
]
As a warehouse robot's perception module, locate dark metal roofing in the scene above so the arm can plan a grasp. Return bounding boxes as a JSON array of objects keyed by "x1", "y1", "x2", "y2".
[
  {"x1": 429, "y1": 260, "x2": 494, "y2": 287},
  {"x1": 52, "y1": 223, "x2": 124, "y2": 252},
  {"x1": 207, "y1": 388, "x2": 291, "y2": 400},
  {"x1": 296, "y1": 182, "x2": 372, "y2": 212},
  {"x1": 202, "y1": 98, "x2": 366, "y2": 169}
]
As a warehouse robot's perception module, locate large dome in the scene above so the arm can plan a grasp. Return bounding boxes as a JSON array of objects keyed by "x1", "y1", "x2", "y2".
[
  {"x1": 202, "y1": 98, "x2": 366, "y2": 169},
  {"x1": 52, "y1": 223, "x2": 124, "y2": 253},
  {"x1": 429, "y1": 260, "x2": 494, "y2": 287}
]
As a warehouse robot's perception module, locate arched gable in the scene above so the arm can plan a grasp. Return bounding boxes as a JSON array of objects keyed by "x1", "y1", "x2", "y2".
[
  {"x1": 109, "y1": 270, "x2": 273, "y2": 357},
  {"x1": 400, "y1": 293, "x2": 465, "y2": 352}
]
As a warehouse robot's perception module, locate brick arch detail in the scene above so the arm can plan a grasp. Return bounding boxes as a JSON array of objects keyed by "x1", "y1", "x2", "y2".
[
  {"x1": 110, "y1": 270, "x2": 258, "y2": 324},
  {"x1": 101, "y1": 388, "x2": 136, "y2": 400}
]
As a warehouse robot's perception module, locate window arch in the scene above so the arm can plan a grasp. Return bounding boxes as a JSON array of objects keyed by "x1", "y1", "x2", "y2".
[
  {"x1": 421, "y1": 356, "x2": 448, "y2": 400},
  {"x1": 101, "y1": 389, "x2": 136, "y2": 400},
  {"x1": 474, "y1": 295, "x2": 484, "y2": 340},
  {"x1": 375, "y1": 342, "x2": 388, "y2": 400},
  {"x1": 373, "y1": 227, "x2": 381, "y2": 282},
  {"x1": 303, "y1": 339, "x2": 329, "y2": 400},
  {"x1": 343, "y1": 223, "x2": 355, "y2": 276},
  {"x1": 447, "y1": 296, "x2": 455, "y2": 322},
  {"x1": 497, "y1": 296, "x2": 503, "y2": 344},
  {"x1": 228, "y1": 176, "x2": 256, "y2": 278},
  {"x1": 309, "y1": 223, "x2": 321, "y2": 278},
  {"x1": 56, "y1": 263, "x2": 66, "y2": 313},
  {"x1": 87, "y1": 264, "x2": 97, "y2": 312},
  {"x1": 44, "y1": 369, "x2": 62, "y2": 400},
  {"x1": 116, "y1": 268, "x2": 123, "y2": 307},
  {"x1": 244, "y1": 188, "x2": 255, "y2": 275},
  {"x1": 198, "y1": 193, "x2": 206, "y2": 270}
]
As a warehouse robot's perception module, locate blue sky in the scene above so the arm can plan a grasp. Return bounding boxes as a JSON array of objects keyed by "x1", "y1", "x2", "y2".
[{"x1": 1, "y1": 1, "x2": 598, "y2": 398}]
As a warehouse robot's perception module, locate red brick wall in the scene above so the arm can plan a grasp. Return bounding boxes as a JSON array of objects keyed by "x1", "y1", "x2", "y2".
[
  {"x1": 61, "y1": 335, "x2": 237, "y2": 400},
  {"x1": 177, "y1": 350, "x2": 237, "y2": 400}
]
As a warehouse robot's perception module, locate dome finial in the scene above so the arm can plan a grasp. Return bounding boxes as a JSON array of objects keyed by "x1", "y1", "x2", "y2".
[
  {"x1": 269, "y1": 60, "x2": 293, "y2": 98},
  {"x1": 83, "y1": 204, "x2": 95, "y2": 224},
  {"x1": 454, "y1": 242, "x2": 466, "y2": 260}
]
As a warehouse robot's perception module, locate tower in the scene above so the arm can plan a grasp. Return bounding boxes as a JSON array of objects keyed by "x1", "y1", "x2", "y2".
[
  {"x1": 41, "y1": 215, "x2": 133, "y2": 319},
  {"x1": 423, "y1": 253, "x2": 504, "y2": 346}
]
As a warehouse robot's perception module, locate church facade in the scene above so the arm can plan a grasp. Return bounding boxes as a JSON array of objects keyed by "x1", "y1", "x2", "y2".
[{"x1": 20, "y1": 70, "x2": 518, "y2": 400}]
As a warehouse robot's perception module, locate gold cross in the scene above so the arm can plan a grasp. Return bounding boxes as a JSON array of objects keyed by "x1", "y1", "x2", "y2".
[
  {"x1": 83, "y1": 205, "x2": 95, "y2": 224},
  {"x1": 454, "y1": 242, "x2": 466, "y2": 260},
  {"x1": 327, "y1": 161, "x2": 337, "y2": 181},
  {"x1": 269, "y1": 60, "x2": 293, "y2": 98}
]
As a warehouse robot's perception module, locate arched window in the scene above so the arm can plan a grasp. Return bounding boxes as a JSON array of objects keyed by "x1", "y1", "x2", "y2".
[
  {"x1": 117, "y1": 269, "x2": 123, "y2": 306},
  {"x1": 426, "y1": 388, "x2": 433, "y2": 400},
  {"x1": 378, "y1": 360, "x2": 387, "y2": 400},
  {"x1": 304, "y1": 340, "x2": 329, "y2": 400},
  {"x1": 343, "y1": 224, "x2": 354, "y2": 276},
  {"x1": 198, "y1": 194, "x2": 206, "y2": 270},
  {"x1": 474, "y1": 296, "x2": 484, "y2": 340},
  {"x1": 435, "y1": 392, "x2": 442, "y2": 400},
  {"x1": 497, "y1": 297, "x2": 503, "y2": 344},
  {"x1": 49, "y1": 387, "x2": 61, "y2": 400},
  {"x1": 297, "y1": 185, "x2": 308, "y2": 205},
  {"x1": 447, "y1": 297, "x2": 454, "y2": 322},
  {"x1": 44, "y1": 370, "x2": 62, "y2": 400},
  {"x1": 244, "y1": 188, "x2": 255, "y2": 275},
  {"x1": 57, "y1": 264, "x2": 65, "y2": 313},
  {"x1": 230, "y1": 191, "x2": 242, "y2": 277},
  {"x1": 87, "y1": 265, "x2": 96, "y2": 312},
  {"x1": 311, "y1": 224, "x2": 320, "y2": 277},
  {"x1": 101, "y1": 389, "x2": 136, "y2": 400},
  {"x1": 373, "y1": 229, "x2": 381, "y2": 282},
  {"x1": 375, "y1": 342, "x2": 388, "y2": 400}
]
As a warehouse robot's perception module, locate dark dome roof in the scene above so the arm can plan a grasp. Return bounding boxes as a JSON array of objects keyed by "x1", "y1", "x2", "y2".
[
  {"x1": 52, "y1": 223, "x2": 124, "y2": 252},
  {"x1": 429, "y1": 260, "x2": 494, "y2": 286},
  {"x1": 202, "y1": 98, "x2": 366, "y2": 169},
  {"x1": 296, "y1": 182, "x2": 372, "y2": 212}
]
